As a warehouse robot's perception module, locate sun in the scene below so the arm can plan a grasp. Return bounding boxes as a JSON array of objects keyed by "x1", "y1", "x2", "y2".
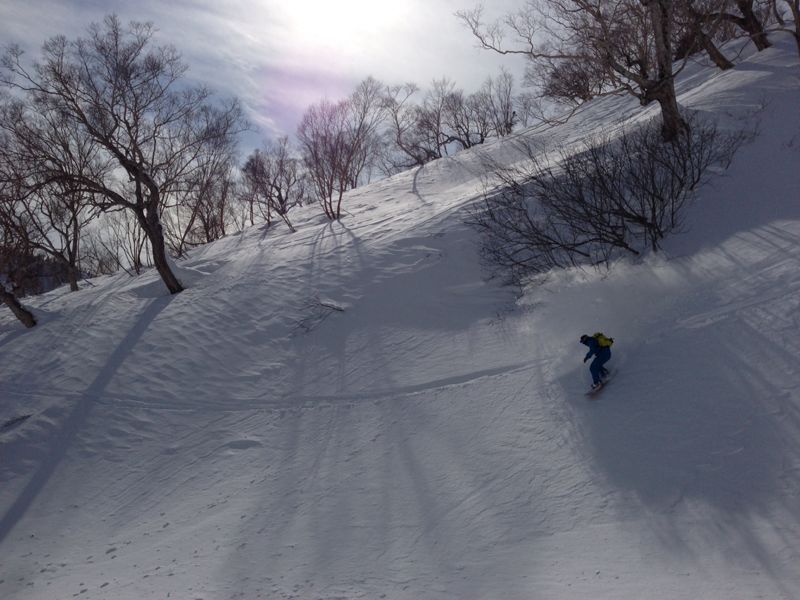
[{"x1": 282, "y1": 0, "x2": 408, "y2": 57}]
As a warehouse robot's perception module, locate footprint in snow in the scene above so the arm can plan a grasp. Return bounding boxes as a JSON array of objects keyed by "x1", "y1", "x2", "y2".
[{"x1": 223, "y1": 439, "x2": 263, "y2": 450}]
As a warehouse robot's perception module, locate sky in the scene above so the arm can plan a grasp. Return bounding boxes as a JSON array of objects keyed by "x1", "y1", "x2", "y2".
[{"x1": 0, "y1": 0, "x2": 528, "y2": 145}]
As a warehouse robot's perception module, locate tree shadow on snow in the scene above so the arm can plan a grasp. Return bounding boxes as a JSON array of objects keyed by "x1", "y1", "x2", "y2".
[{"x1": 0, "y1": 295, "x2": 173, "y2": 543}]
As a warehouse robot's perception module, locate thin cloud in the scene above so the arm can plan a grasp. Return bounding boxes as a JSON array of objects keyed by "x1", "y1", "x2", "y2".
[{"x1": 1, "y1": 0, "x2": 528, "y2": 143}]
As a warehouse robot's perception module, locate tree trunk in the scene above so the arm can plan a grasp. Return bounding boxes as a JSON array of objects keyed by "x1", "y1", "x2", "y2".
[
  {"x1": 67, "y1": 264, "x2": 80, "y2": 292},
  {"x1": 675, "y1": 28, "x2": 734, "y2": 71},
  {"x1": 734, "y1": 0, "x2": 772, "y2": 50},
  {"x1": 1, "y1": 286, "x2": 36, "y2": 328},
  {"x1": 68, "y1": 219, "x2": 81, "y2": 291},
  {"x1": 335, "y1": 185, "x2": 346, "y2": 220},
  {"x1": 135, "y1": 206, "x2": 184, "y2": 294},
  {"x1": 642, "y1": 0, "x2": 688, "y2": 142},
  {"x1": 701, "y1": 31, "x2": 735, "y2": 70},
  {"x1": 654, "y1": 88, "x2": 688, "y2": 142}
]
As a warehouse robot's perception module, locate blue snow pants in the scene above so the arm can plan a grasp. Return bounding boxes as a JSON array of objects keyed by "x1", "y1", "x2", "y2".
[{"x1": 589, "y1": 348, "x2": 611, "y2": 385}]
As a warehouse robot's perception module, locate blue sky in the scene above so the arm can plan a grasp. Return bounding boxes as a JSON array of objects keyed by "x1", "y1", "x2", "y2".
[{"x1": 1, "y1": 0, "x2": 527, "y2": 145}]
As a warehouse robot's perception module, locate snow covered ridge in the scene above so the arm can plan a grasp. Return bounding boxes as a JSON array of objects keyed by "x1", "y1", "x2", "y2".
[{"x1": 1, "y1": 36, "x2": 799, "y2": 600}]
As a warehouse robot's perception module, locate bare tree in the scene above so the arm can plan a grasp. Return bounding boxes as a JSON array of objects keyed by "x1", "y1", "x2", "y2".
[
  {"x1": 468, "y1": 114, "x2": 745, "y2": 282},
  {"x1": 381, "y1": 74, "x2": 514, "y2": 173},
  {"x1": 242, "y1": 149, "x2": 277, "y2": 228},
  {"x1": 298, "y1": 77, "x2": 385, "y2": 220},
  {"x1": 77, "y1": 210, "x2": 151, "y2": 277},
  {"x1": 416, "y1": 78, "x2": 459, "y2": 158},
  {"x1": 458, "y1": 1, "x2": 691, "y2": 141},
  {"x1": 673, "y1": 1, "x2": 735, "y2": 70},
  {"x1": 242, "y1": 137, "x2": 304, "y2": 232},
  {"x1": 0, "y1": 224, "x2": 37, "y2": 327},
  {"x1": 397, "y1": 77, "x2": 494, "y2": 158},
  {"x1": 438, "y1": 71, "x2": 518, "y2": 149},
  {"x1": 1, "y1": 15, "x2": 244, "y2": 294},
  {"x1": 0, "y1": 98, "x2": 102, "y2": 291},
  {"x1": 381, "y1": 83, "x2": 440, "y2": 170},
  {"x1": 81, "y1": 227, "x2": 125, "y2": 277},
  {"x1": 0, "y1": 273, "x2": 37, "y2": 328},
  {"x1": 721, "y1": 0, "x2": 772, "y2": 49},
  {"x1": 479, "y1": 68, "x2": 517, "y2": 136},
  {"x1": 346, "y1": 76, "x2": 386, "y2": 187},
  {"x1": 192, "y1": 169, "x2": 237, "y2": 242},
  {"x1": 445, "y1": 88, "x2": 496, "y2": 149},
  {"x1": 165, "y1": 136, "x2": 239, "y2": 256},
  {"x1": 466, "y1": 89, "x2": 498, "y2": 142},
  {"x1": 540, "y1": 53, "x2": 610, "y2": 105},
  {"x1": 0, "y1": 183, "x2": 96, "y2": 292},
  {"x1": 513, "y1": 91, "x2": 544, "y2": 127},
  {"x1": 297, "y1": 99, "x2": 347, "y2": 219},
  {"x1": 237, "y1": 160, "x2": 260, "y2": 229},
  {"x1": 674, "y1": 1, "x2": 773, "y2": 55}
]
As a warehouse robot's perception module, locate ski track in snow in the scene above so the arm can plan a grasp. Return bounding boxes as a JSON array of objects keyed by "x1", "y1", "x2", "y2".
[{"x1": 1, "y1": 35, "x2": 800, "y2": 600}]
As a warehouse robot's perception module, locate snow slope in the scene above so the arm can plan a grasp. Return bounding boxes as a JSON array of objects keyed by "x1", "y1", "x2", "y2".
[{"x1": 1, "y1": 36, "x2": 799, "y2": 600}]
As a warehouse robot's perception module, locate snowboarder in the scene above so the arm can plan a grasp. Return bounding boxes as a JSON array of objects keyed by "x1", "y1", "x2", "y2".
[{"x1": 580, "y1": 333, "x2": 613, "y2": 391}]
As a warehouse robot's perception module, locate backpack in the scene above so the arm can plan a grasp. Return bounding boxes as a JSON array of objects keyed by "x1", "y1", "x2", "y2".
[{"x1": 593, "y1": 332, "x2": 614, "y2": 347}]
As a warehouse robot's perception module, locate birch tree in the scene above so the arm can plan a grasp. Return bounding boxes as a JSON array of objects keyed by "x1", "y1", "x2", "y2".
[
  {"x1": 458, "y1": 1, "x2": 690, "y2": 141},
  {"x1": 1, "y1": 15, "x2": 244, "y2": 294}
]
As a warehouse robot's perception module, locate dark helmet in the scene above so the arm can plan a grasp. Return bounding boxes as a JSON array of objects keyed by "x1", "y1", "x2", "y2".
[{"x1": 580, "y1": 334, "x2": 590, "y2": 343}]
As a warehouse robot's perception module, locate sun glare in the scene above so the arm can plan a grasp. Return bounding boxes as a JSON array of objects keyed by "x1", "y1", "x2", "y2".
[{"x1": 283, "y1": 0, "x2": 408, "y2": 57}]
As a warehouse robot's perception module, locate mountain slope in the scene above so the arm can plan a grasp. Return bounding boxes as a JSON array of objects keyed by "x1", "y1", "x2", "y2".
[{"x1": 1, "y1": 36, "x2": 799, "y2": 600}]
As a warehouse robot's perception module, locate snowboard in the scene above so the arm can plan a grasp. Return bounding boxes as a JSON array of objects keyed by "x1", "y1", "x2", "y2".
[{"x1": 585, "y1": 370, "x2": 614, "y2": 397}]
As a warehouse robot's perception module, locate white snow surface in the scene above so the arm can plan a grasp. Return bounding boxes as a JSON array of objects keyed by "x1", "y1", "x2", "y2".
[{"x1": 1, "y1": 37, "x2": 800, "y2": 600}]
